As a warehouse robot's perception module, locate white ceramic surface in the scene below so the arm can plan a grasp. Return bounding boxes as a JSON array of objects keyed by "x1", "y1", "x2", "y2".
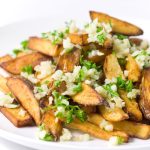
[{"x1": 0, "y1": 18, "x2": 150, "y2": 150}]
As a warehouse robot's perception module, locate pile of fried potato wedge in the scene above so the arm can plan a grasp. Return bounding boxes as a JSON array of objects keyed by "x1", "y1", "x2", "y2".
[{"x1": 0, "y1": 11, "x2": 150, "y2": 145}]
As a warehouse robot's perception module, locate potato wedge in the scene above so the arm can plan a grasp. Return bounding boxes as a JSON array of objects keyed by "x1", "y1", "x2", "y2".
[
  {"x1": 28, "y1": 37, "x2": 63, "y2": 57},
  {"x1": 87, "y1": 47, "x2": 112, "y2": 63},
  {"x1": 139, "y1": 68, "x2": 150, "y2": 120},
  {"x1": 0, "y1": 75, "x2": 33, "y2": 127},
  {"x1": 99, "y1": 106, "x2": 128, "y2": 122},
  {"x1": 80, "y1": 105, "x2": 96, "y2": 114},
  {"x1": 0, "y1": 107, "x2": 33, "y2": 127},
  {"x1": 66, "y1": 119, "x2": 128, "y2": 142},
  {"x1": 69, "y1": 33, "x2": 88, "y2": 45},
  {"x1": 90, "y1": 11, "x2": 143, "y2": 36},
  {"x1": 0, "y1": 54, "x2": 13, "y2": 63},
  {"x1": 88, "y1": 113, "x2": 150, "y2": 139},
  {"x1": 0, "y1": 52, "x2": 50, "y2": 75},
  {"x1": 0, "y1": 75, "x2": 10, "y2": 93},
  {"x1": 129, "y1": 38, "x2": 142, "y2": 46},
  {"x1": 113, "y1": 121, "x2": 150, "y2": 139},
  {"x1": 57, "y1": 48, "x2": 81, "y2": 72},
  {"x1": 72, "y1": 83, "x2": 106, "y2": 106},
  {"x1": 104, "y1": 54, "x2": 124, "y2": 79},
  {"x1": 7, "y1": 77, "x2": 41, "y2": 125},
  {"x1": 126, "y1": 54, "x2": 141, "y2": 82},
  {"x1": 118, "y1": 90, "x2": 142, "y2": 121},
  {"x1": 41, "y1": 110, "x2": 62, "y2": 140}
]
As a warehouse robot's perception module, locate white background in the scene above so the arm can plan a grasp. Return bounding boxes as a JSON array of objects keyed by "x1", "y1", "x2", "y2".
[{"x1": 0, "y1": 0, "x2": 150, "y2": 149}]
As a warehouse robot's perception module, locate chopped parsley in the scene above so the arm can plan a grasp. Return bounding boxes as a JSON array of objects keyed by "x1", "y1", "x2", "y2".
[
  {"x1": 118, "y1": 58, "x2": 127, "y2": 67},
  {"x1": 13, "y1": 40, "x2": 29, "y2": 56},
  {"x1": 116, "y1": 136, "x2": 125, "y2": 145},
  {"x1": 76, "y1": 69, "x2": 85, "y2": 82},
  {"x1": 117, "y1": 76, "x2": 133, "y2": 92},
  {"x1": 52, "y1": 91, "x2": 87, "y2": 124},
  {"x1": 21, "y1": 40, "x2": 29, "y2": 49},
  {"x1": 13, "y1": 49, "x2": 22, "y2": 56},
  {"x1": 97, "y1": 33, "x2": 106, "y2": 45},
  {"x1": 103, "y1": 84, "x2": 119, "y2": 97},
  {"x1": 80, "y1": 56, "x2": 101, "y2": 70},
  {"x1": 42, "y1": 30, "x2": 65, "y2": 45},
  {"x1": 54, "y1": 80, "x2": 62, "y2": 87},
  {"x1": 116, "y1": 34, "x2": 127, "y2": 40},
  {"x1": 73, "y1": 82, "x2": 82, "y2": 93},
  {"x1": 44, "y1": 80, "x2": 50, "y2": 85},
  {"x1": 22, "y1": 65, "x2": 33, "y2": 75},
  {"x1": 37, "y1": 86, "x2": 44, "y2": 93},
  {"x1": 97, "y1": 26, "x2": 103, "y2": 33},
  {"x1": 38, "y1": 124, "x2": 54, "y2": 141}
]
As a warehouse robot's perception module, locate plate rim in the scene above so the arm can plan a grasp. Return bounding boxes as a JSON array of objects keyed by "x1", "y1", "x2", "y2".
[{"x1": 0, "y1": 18, "x2": 150, "y2": 150}]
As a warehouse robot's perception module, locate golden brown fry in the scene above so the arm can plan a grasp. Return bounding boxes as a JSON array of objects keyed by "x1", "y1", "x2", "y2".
[
  {"x1": 90, "y1": 11, "x2": 143, "y2": 36},
  {"x1": 140, "y1": 68, "x2": 150, "y2": 120},
  {"x1": 118, "y1": 90, "x2": 142, "y2": 121},
  {"x1": 0, "y1": 75, "x2": 33, "y2": 127},
  {"x1": 103, "y1": 54, "x2": 124, "y2": 79},
  {"x1": 72, "y1": 83, "x2": 106, "y2": 106},
  {"x1": 0, "y1": 107, "x2": 33, "y2": 127},
  {"x1": 57, "y1": 48, "x2": 81, "y2": 72},
  {"x1": 0, "y1": 52, "x2": 50, "y2": 75},
  {"x1": 28, "y1": 37, "x2": 63, "y2": 57},
  {"x1": 88, "y1": 113, "x2": 150, "y2": 139},
  {"x1": 126, "y1": 54, "x2": 141, "y2": 82},
  {"x1": 69, "y1": 33, "x2": 88, "y2": 45},
  {"x1": 113, "y1": 121, "x2": 150, "y2": 139},
  {"x1": 66, "y1": 119, "x2": 128, "y2": 142},
  {"x1": 0, "y1": 54, "x2": 13, "y2": 63},
  {"x1": 0, "y1": 75, "x2": 10, "y2": 93},
  {"x1": 7, "y1": 77, "x2": 41, "y2": 125},
  {"x1": 99, "y1": 106, "x2": 128, "y2": 122},
  {"x1": 41, "y1": 110, "x2": 62, "y2": 140}
]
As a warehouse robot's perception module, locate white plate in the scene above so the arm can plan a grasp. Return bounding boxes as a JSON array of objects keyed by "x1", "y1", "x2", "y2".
[{"x1": 0, "y1": 17, "x2": 150, "y2": 150}]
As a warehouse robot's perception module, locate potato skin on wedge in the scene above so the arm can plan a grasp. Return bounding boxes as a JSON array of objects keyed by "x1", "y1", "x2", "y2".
[
  {"x1": 72, "y1": 83, "x2": 107, "y2": 106},
  {"x1": 90, "y1": 11, "x2": 143, "y2": 36},
  {"x1": 41, "y1": 110, "x2": 62, "y2": 140},
  {"x1": 129, "y1": 38, "x2": 142, "y2": 46},
  {"x1": 140, "y1": 68, "x2": 150, "y2": 120},
  {"x1": 126, "y1": 54, "x2": 141, "y2": 82},
  {"x1": 104, "y1": 54, "x2": 124, "y2": 79},
  {"x1": 118, "y1": 90, "x2": 142, "y2": 121},
  {"x1": 0, "y1": 52, "x2": 50, "y2": 75},
  {"x1": 57, "y1": 48, "x2": 81, "y2": 72},
  {"x1": 66, "y1": 119, "x2": 128, "y2": 142},
  {"x1": 7, "y1": 77, "x2": 41, "y2": 125},
  {"x1": 28, "y1": 37, "x2": 63, "y2": 57}
]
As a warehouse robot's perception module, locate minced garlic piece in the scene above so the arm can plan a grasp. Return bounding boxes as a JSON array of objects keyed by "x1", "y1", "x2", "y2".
[
  {"x1": 34, "y1": 61, "x2": 56, "y2": 79},
  {"x1": 18, "y1": 108, "x2": 26, "y2": 117},
  {"x1": 99, "y1": 119, "x2": 113, "y2": 132},
  {"x1": 60, "y1": 128, "x2": 72, "y2": 141}
]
